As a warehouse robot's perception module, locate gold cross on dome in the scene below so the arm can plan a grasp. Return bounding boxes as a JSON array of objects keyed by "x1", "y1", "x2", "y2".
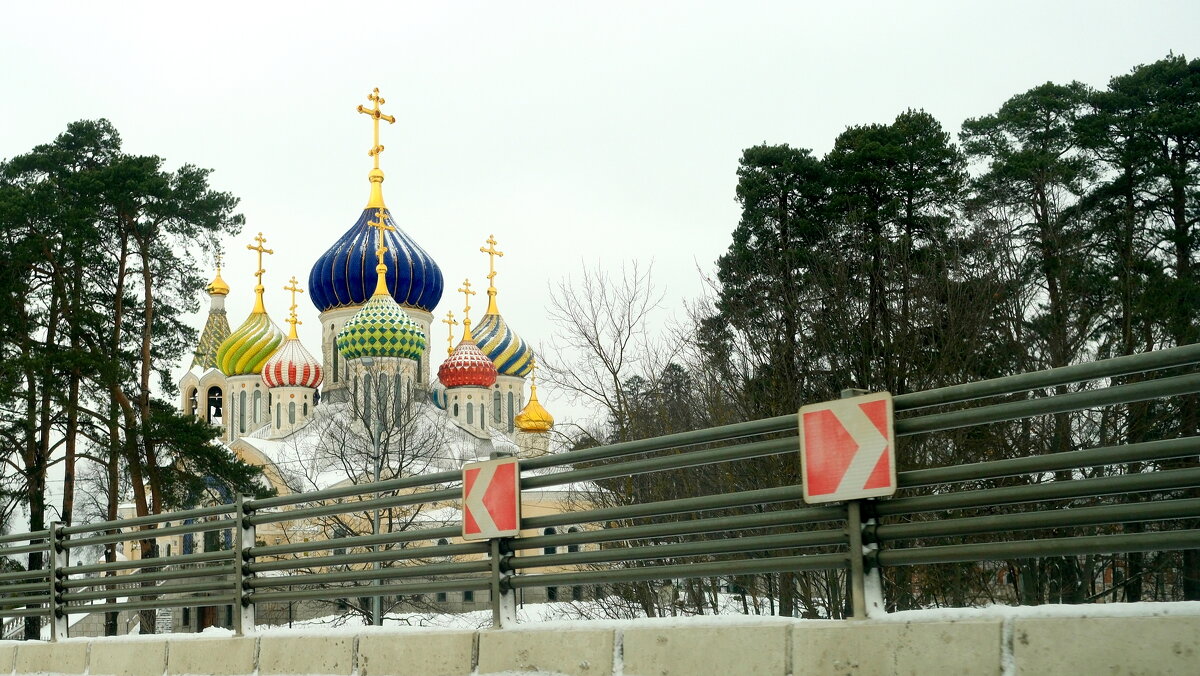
[
  {"x1": 480, "y1": 234, "x2": 504, "y2": 314},
  {"x1": 442, "y1": 310, "x2": 458, "y2": 356},
  {"x1": 214, "y1": 252, "x2": 224, "y2": 273},
  {"x1": 458, "y1": 278, "x2": 477, "y2": 339},
  {"x1": 367, "y1": 208, "x2": 395, "y2": 264},
  {"x1": 283, "y1": 276, "x2": 304, "y2": 338},
  {"x1": 357, "y1": 87, "x2": 396, "y2": 169},
  {"x1": 246, "y1": 232, "x2": 274, "y2": 287},
  {"x1": 283, "y1": 276, "x2": 304, "y2": 313}
]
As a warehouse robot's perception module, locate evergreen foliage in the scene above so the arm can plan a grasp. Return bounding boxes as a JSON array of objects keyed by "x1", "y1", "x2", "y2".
[
  {"x1": 547, "y1": 54, "x2": 1200, "y2": 617},
  {"x1": 0, "y1": 120, "x2": 268, "y2": 636}
]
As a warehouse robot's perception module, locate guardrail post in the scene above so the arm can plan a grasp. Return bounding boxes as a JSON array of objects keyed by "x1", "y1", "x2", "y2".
[
  {"x1": 47, "y1": 521, "x2": 68, "y2": 641},
  {"x1": 490, "y1": 538, "x2": 516, "y2": 629},
  {"x1": 233, "y1": 495, "x2": 255, "y2": 636},
  {"x1": 846, "y1": 501, "x2": 868, "y2": 619},
  {"x1": 837, "y1": 387, "x2": 885, "y2": 620},
  {"x1": 859, "y1": 500, "x2": 884, "y2": 617}
]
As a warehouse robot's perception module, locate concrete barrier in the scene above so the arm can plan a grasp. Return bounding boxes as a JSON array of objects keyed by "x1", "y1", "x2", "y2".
[
  {"x1": 5, "y1": 608, "x2": 1200, "y2": 676},
  {"x1": 792, "y1": 619, "x2": 1003, "y2": 676},
  {"x1": 1012, "y1": 615, "x2": 1200, "y2": 676},
  {"x1": 89, "y1": 639, "x2": 167, "y2": 676},
  {"x1": 165, "y1": 637, "x2": 257, "y2": 676},
  {"x1": 477, "y1": 626, "x2": 614, "y2": 675},
  {"x1": 623, "y1": 621, "x2": 791, "y2": 676},
  {"x1": 357, "y1": 631, "x2": 475, "y2": 676},
  {"x1": 13, "y1": 640, "x2": 87, "y2": 675},
  {"x1": 0, "y1": 643, "x2": 15, "y2": 675},
  {"x1": 258, "y1": 635, "x2": 355, "y2": 676}
]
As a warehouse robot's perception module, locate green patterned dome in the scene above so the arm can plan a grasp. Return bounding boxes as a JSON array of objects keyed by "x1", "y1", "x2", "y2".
[
  {"x1": 336, "y1": 292, "x2": 427, "y2": 361},
  {"x1": 216, "y1": 311, "x2": 285, "y2": 376}
]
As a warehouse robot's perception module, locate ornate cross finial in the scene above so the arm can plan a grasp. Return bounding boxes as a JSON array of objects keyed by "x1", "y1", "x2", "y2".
[
  {"x1": 357, "y1": 87, "x2": 396, "y2": 171},
  {"x1": 458, "y1": 278, "x2": 477, "y2": 340},
  {"x1": 246, "y1": 232, "x2": 274, "y2": 313},
  {"x1": 214, "y1": 252, "x2": 224, "y2": 273},
  {"x1": 247, "y1": 233, "x2": 273, "y2": 284},
  {"x1": 442, "y1": 310, "x2": 459, "y2": 356},
  {"x1": 367, "y1": 208, "x2": 396, "y2": 296},
  {"x1": 367, "y1": 209, "x2": 395, "y2": 262},
  {"x1": 480, "y1": 234, "x2": 505, "y2": 315},
  {"x1": 283, "y1": 276, "x2": 304, "y2": 339}
]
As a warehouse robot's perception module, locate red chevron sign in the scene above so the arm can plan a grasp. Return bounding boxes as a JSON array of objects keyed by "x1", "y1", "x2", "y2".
[
  {"x1": 799, "y1": 392, "x2": 895, "y2": 504},
  {"x1": 462, "y1": 456, "x2": 521, "y2": 540}
]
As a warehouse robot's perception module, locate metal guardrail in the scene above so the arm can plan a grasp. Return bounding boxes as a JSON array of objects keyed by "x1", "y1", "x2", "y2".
[{"x1": 1, "y1": 343, "x2": 1199, "y2": 638}]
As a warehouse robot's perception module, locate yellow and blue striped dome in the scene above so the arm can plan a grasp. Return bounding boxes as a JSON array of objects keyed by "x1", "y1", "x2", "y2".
[
  {"x1": 216, "y1": 312, "x2": 285, "y2": 376},
  {"x1": 474, "y1": 312, "x2": 533, "y2": 377},
  {"x1": 336, "y1": 292, "x2": 427, "y2": 361}
]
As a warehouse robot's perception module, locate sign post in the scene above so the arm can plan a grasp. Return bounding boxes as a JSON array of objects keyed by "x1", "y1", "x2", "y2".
[
  {"x1": 799, "y1": 389, "x2": 894, "y2": 618},
  {"x1": 462, "y1": 455, "x2": 521, "y2": 628}
]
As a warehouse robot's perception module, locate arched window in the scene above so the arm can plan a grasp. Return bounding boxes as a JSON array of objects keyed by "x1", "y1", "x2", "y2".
[
  {"x1": 547, "y1": 586, "x2": 558, "y2": 601},
  {"x1": 543, "y1": 527, "x2": 556, "y2": 555},
  {"x1": 186, "y1": 388, "x2": 198, "y2": 416},
  {"x1": 332, "y1": 340, "x2": 339, "y2": 383},
  {"x1": 303, "y1": 402, "x2": 308, "y2": 416},
  {"x1": 480, "y1": 405, "x2": 486, "y2": 429},
  {"x1": 238, "y1": 390, "x2": 247, "y2": 434},
  {"x1": 252, "y1": 390, "x2": 261, "y2": 424},
  {"x1": 453, "y1": 403, "x2": 459, "y2": 417},
  {"x1": 363, "y1": 373, "x2": 373, "y2": 424},
  {"x1": 567, "y1": 527, "x2": 580, "y2": 553},
  {"x1": 572, "y1": 586, "x2": 583, "y2": 601},
  {"x1": 206, "y1": 386, "x2": 223, "y2": 422},
  {"x1": 275, "y1": 403, "x2": 281, "y2": 428},
  {"x1": 466, "y1": 402, "x2": 473, "y2": 424},
  {"x1": 289, "y1": 402, "x2": 296, "y2": 424},
  {"x1": 507, "y1": 392, "x2": 515, "y2": 432},
  {"x1": 375, "y1": 376, "x2": 387, "y2": 428},
  {"x1": 493, "y1": 391, "x2": 501, "y2": 422}
]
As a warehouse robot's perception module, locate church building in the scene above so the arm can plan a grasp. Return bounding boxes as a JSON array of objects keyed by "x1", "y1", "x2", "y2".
[{"x1": 177, "y1": 87, "x2": 556, "y2": 512}]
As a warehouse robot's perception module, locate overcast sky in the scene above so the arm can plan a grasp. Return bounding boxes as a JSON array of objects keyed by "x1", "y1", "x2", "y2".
[{"x1": 4, "y1": 1, "x2": 1199, "y2": 424}]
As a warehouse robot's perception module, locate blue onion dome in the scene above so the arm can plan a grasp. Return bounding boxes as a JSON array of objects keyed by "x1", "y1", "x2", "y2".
[
  {"x1": 474, "y1": 311, "x2": 534, "y2": 377},
  {"x1": 216, "y1": 310, "x2": 285, "y2": 376},
  {"x1": 308, "y1": 205, "x2": 444, "y2": 313},
  {"x1": 336, "y1": 291, "x2": 427, "y2": 361}
]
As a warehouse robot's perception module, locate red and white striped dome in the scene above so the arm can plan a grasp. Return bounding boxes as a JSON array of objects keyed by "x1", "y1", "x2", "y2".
[
  {"x1": 438, "y1": 339, "x2": 497, "y2": 389},
  {"x1": 261, "y1": 338, "x2": 323, "y2": 389}
]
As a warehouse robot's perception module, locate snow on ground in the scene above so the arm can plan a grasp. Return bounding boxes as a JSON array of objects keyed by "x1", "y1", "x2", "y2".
[{"x1": 251, "y1": 597, "x2": 1200, "y2": 636}]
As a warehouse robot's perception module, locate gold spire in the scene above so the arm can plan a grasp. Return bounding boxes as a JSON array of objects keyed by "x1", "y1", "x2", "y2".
[
  {"x1": 207, "y1": 253, "x2": 230, "y2": 296},
  {"x1": 480, "y1": 234, "x2": 504, "y2": 315},
  {"x1": 367, "y1": 208, "x2": 395, "y2": 296},
  {"x1": 283, "y1": 276, "x2": 304, "y2": 340},
  {"x1": 246, "y1": 233, "x2": 274, "y2": 314},
  {"x1": 442, "y1": 311, "x2": 459, "y2": 356},
  {"x1": 357, "y1": 87, "x2": 396, "y2": 209},
  {"x1": 458, "y1": 278, "x2": 477, "y2": 341}
]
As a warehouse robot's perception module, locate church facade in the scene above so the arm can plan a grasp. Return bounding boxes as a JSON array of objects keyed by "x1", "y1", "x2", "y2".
[{"x1": 177, "y1": 88, "x2": 556, "y2": 504}]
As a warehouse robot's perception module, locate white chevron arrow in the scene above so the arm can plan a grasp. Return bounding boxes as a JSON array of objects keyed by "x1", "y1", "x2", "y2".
[
  {"x1": 465, "y1": 463, "x2": 498, "y2": 535},
  {"x1": 830, "y1": 400, "x2": 890, "y2": 494}
]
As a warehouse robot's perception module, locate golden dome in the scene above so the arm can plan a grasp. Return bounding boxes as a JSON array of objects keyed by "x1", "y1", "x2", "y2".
[
  {"x1": 208, "y1": 268, "x2": 230, "y2": 296},
  {"x1": 515, "y1": 382, "x2": 554, "y2": 433}
]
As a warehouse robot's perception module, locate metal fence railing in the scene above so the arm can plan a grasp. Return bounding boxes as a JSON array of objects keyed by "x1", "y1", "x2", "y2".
[{"x1": 3, "y1": 343, "x2": 1200, "y2": 639}]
